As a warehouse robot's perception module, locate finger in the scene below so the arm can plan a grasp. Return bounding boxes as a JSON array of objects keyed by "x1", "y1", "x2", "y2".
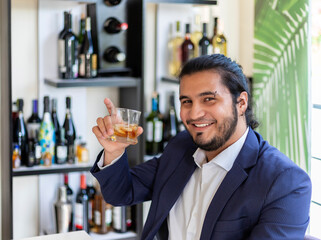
[
  {"x1": 92, "y1": 126, "x2": 104, "y2": 139},
  {"x1": 136, "y1": 126, "x2": 144, "y2": 137},
  {"x1": 103, "y1": 115, "x2": 114, "y2": 135},
  {"x1": 96, "y1": 117, "x2": 108, "y2": 138},
  {"x1": 104, "y1": 98, "x2": 116, "y2": 117}
]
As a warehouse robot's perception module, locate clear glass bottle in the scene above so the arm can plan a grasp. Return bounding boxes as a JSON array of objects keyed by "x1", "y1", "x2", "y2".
[{"x1": 168, "y1": 21, "x2": 183, "y2": 77}]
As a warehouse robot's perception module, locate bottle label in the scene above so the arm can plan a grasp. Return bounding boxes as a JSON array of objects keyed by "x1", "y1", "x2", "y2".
[
  {"x1": 106, "y1": 208, "x2": 112, "y2": 226},
  {"x1": 57, "y1": 145, "x2": 68, "y2": 159},
  {"x1": 154, "y1": 121, "x2": 163, "y2": 143},
  {"x1": 94, "y1": 210, "x2": 101, "y2": 226},
  {"x1": 79, "y1": 54, "x2": 86, "y2": 77},
  {"x1": 112, "y1": 206, "x2": 122, "y2": 230},
  {"x1": 35, "y1": 145, "x2": 42, "y2": 159},
  {"x1": 58, "y1": 39, "x2": 66, "y2": 73},
  {"x1": 146, "y1": 122, "x2": 153, "y2": 142},
  {"x1": 75, "y1": 203, "x2": 84, "y2": 229}
]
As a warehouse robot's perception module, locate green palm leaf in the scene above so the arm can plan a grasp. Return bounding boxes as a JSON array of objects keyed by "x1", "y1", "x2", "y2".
[{"x1": 253, "y1": 0, "x2": 309, "y2": 172}]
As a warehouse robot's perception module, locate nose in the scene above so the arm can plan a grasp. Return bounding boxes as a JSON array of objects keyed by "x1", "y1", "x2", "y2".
[{"x1": 189, "y1": 103, "x2": 205, "y2": 120}]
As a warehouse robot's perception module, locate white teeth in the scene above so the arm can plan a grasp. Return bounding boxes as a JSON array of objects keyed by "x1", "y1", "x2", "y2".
[{"x1": 194, "y1": 123, "x2": 210, "y2": 127}]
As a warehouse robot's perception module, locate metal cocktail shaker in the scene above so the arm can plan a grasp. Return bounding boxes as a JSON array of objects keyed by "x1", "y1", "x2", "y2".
[{"x1": 54, "y1": 186, "x2": 72, "y2": 233}]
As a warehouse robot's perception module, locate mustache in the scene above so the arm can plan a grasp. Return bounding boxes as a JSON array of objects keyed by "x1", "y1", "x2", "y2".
[{"x1": 186, "y1": 118, "x2": 217, "y2": 125}]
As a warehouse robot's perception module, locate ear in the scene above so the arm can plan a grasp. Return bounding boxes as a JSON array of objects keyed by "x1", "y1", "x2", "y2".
[{"x1": 237, "y1": 91, "x2": 248, "y2": 117}]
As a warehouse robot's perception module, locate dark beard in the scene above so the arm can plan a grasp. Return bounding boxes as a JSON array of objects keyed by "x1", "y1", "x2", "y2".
[{"x1": 192, "y1": 105, "x2": 238, "y2": 152}]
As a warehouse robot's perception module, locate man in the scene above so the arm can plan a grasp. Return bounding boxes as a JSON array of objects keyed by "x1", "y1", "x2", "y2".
[{"x1": 91, "y1": 54, "x2": 311, "y2": 240}]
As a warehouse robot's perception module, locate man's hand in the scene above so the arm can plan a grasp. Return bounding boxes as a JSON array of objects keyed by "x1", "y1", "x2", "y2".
[{"x1": 92, "y1": 98, "x2": 143, "y2": 165}]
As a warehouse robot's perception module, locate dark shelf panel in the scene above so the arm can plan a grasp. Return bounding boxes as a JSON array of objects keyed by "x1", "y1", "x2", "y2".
[
  {"x1": 45, "y1": 77, "x2": 140, "y2": 88},
  {"x1": 161, "y1": 76, "x2": 179, "y2": 84},
  {"x1": 12, "y1": 163, "x2": 92, "y2": 177},
  {"x1": 146, "y1": 0, "x2": 217, "y2": 4}
]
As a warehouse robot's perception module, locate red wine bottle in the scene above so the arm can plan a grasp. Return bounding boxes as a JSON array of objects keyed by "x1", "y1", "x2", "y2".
[
  {"x1": 103, "y1": 46, "x2": 126, "y2": 63},
  {"x1": 199, "y1": 23, "x2": 212, "y2": 56},
  {"x1": 75, "y1": 173, "x2": 89, "y2": 232},
  {"x1": 181, "y1": 23, "x2": 194, "y2": 64},
  {"x1": 58, "y1": 11, "x2": 78, "y2": 79},
  {"x1": 104, "y1": 17, "x2": 128, "y2": 34},
  {"x1": 64, "y1": 174, "x2": 74, "y2": 231}
]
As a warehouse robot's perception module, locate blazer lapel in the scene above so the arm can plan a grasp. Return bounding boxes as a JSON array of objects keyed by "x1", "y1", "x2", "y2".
[{"x1": 200, "y1": 128, "x2": 259, "y2": 240}]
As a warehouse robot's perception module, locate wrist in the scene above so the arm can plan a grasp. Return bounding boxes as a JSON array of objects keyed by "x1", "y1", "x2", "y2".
[{"x1": 103, "y1": 149, "x2": 125, "y2": 165}]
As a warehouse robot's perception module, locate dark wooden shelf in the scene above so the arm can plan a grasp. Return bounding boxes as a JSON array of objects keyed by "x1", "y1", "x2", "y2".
[
  {"x1": 45, "y1": 77, "x2": 140, "y2": 88},
  {"x1": 12, "y1": 163, "x2": 92, "y2": 176},
  {"x1": 146, "y1": 0, "x2": 217, "y2": 4}
]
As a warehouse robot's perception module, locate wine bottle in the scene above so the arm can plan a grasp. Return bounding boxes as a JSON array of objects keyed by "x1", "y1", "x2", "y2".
[
  {"x1": 63, "y1": 97, "x2": 76, "y2": 164},
  {"x1": 78, "y1": 13, "x2": 86, "y2": 47},
  {"x1": 27, "y1": 99, "x2": 42, "y2": 166},
  {"x1": 86, "y1": 175, "x2": 96, "y2": 230},
  {"x1": 64, "y1": 173, "x2": 74, "y2": 231},
  {"x1": 39, "y1": 96, "x2": 56, "y2": 165},
  {"x1": 146, "y1": 92, "x2": 163, "y2": 155},
  {"x1": 58, "y1": 11, "x2": 78, "y2": 79},
  {"x1": 181, "y1": 23, "x2": 194, "y2": 65},
  {"x1": 51, "y1": 98, "x2": 60, "y2": 150},
  {"x1": 199, "y1": 23, "x2": 212, "y2": 56},
  {"x1": 12, "y1": 144, "x2": 22, "y2": 169},
  {"x1": 191, "y1": 15, "x2": 202, "y2": 57},
  {"x1": 211, "y1": 17, "x2": 218, "y2": 42},
  {"x1": 13, "y1": 99, "x2": 30, "y2": 166},
  {"x1": 104, "y1": 0, "x2": 121, "y2": 6},
  {"x1": 56, "y1": 128, "x2": 68, "y2": 164},
  {"x1": 79, "y1": 17, "x2": 94, "y2": 78},
  {"x1": 168, "y1": 21, "x2": 183, "y2": 77},
  {"x1": 103, "y1": 46, "x2": 126, "y2": 63},
  {"x1": 75, "y1": 173, "x2": 89, "y2": 232},
  {"x1": 163, "y1": 92, "x2": 179, "y2": 148},
  {"x1": 104, "y1": 17, "x2": 128, "y2": 34},
  {"x1": 113, "y1": 206, "x2": 126, "y2": 233},
  {"x1": 212, "y1": 18, "x2": 227, "y2": 56}
]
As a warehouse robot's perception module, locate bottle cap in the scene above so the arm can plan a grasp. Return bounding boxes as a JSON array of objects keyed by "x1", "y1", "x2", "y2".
[{"x1": 80, "y1": 174, "x2": 86, "y2": 189}]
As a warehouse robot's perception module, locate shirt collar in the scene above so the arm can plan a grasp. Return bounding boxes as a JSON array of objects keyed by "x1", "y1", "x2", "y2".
[{"x1": 193, "y1": 127, "x2": 249, "y2": 171}]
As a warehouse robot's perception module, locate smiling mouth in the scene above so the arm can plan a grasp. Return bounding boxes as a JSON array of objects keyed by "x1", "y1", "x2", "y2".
[{"x1": 193, "y1": 123, "x2": 213, "y2": 128}]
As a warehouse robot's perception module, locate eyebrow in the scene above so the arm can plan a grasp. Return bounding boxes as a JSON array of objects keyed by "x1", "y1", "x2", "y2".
[{"x1": 179, "y1": 91, "x2": 218, "y2": 101}]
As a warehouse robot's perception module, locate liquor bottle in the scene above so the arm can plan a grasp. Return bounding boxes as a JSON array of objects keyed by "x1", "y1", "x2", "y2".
[
  {"x1": 163, "y1": 92, "x2": 179, "y2": 148},
  {"x1": 212, "y1": 18, "x2": 227, "y2": 56},
  {"x1": 12, "y1": 144, "x2": 21, "y2": 169},
  {"x1": 191, "y1": 15, "x2": 202, "y2": 57},
  {"x1": 199, "y1": 23, "x2": 212, "y2": 56},
  {"x1": 13, "y1": 99, "x2": 30, "y2": 166},
  {"x1": 104, "y1": 17, "x2": 128, "y2": 34},
  {"x1": 168, "y1": 21, "x2": 183, "y2": 77},
  {"x1": 86, "y1": 175, "x2": 96, "y2": 230},
  {"x1": 56, "y1": 128, "x2": 68, "y2": 164},
  {"x1": 146, "y1": 92, "x2": 163, "y2": 155},
  {"x1": 63, "y1": 97, "x2": 76, "y2": 164},
  {"x1": 64, "y1": 173, "x2": 74, "y2": 231},
  {"x1": 27, "y1": 99, "x2": 42, "y2": 166},
  {"x1": 75, "y1": 173, "x2": 89, "y2": 232},
  {"x1": 93, "y1": 185, "x2": 112, "y2": 234},
  {"x1": 181, "y1": 23, "x2": 194, "y2": 65},
  {"x1": 78, "y1": 13, "x2": 86, "y2": 47},
  {"x1": 79, "y1": 17, "x2": 94, "y2": 78},
  {"x1": 39, "y1": 96, "x2": 56, "y2": 165},
  {"x1": 58, "y1": 11, "x2": 78, "y2": 79},
  {"x1": 103, "y1": 46, "x2": 126, "y2": 63},
  {"x1": 112, "y1": 206, "x2": 126, "y2": 233},
  {"x1": 104, "y1": 0, "x2": 121, "y2": 6},
  {"x1": 54, "y1": 186, "x2": 72, "y2": 233}
]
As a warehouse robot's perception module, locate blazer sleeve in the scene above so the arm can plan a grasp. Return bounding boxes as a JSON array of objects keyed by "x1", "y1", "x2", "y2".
[
  {"x1": 91, "y1": 149, "x2": 160, "y2": 206},
  {"x1": 248, "y1": 166, "x2": 312, "y2": 240}
]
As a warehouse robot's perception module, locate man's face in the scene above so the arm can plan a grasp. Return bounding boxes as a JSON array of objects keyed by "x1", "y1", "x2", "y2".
[{"x1": 179, "y1": 70, "x2": 240, "y2": 152}]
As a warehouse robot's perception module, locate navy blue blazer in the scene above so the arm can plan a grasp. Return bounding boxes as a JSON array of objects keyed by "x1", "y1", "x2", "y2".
[{"x1": 91, "y1": 128, "x2": 311, "y2": 240}]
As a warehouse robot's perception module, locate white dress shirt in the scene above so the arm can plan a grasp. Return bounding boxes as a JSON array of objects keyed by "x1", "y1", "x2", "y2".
[{"x1": 167, "y1": 128, "x2": 249, "y2": 240}]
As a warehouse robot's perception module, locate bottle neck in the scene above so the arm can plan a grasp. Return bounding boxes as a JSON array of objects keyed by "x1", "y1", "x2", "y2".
[
  {"x1": 32, "y1": 100, "x2": 38, "y2": 115},
  {"x1": 151, "y1": 98, "x2": 158, "y2": 112}
]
